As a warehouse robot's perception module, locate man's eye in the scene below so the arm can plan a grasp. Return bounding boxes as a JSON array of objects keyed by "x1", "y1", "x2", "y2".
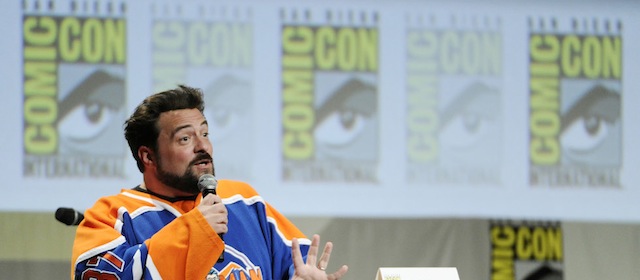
[{"x1": 203, "y1": 132, "x2": 209, "y2": 137}]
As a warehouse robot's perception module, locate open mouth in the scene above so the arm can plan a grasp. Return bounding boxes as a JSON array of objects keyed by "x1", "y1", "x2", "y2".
[
  {"x1": 192, "y1": 154, "x2": 212, "y2": 167},
  {"x1": 193, "y1": 159, "x2": 211, "y2": 167}
]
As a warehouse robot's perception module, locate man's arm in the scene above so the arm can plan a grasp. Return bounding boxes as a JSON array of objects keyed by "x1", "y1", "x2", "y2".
[{"x1": 71, "y1": 195, "x2": 224, "y2": 280}]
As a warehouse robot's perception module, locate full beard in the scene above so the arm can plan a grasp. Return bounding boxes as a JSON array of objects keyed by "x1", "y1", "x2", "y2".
[
  {"x1": 156, "y1": 153, "x2": 215, "y2": 195},
  {"x1": 156, "y1": 166, "x2": 200, "y2": 194}
]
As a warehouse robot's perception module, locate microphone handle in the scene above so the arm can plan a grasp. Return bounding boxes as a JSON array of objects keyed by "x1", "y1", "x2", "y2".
[{"x1": 202, "y1": 189, "x2": 224, "y2": 263}]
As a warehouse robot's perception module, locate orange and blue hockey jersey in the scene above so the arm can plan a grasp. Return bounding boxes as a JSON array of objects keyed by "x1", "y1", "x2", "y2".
[{"x1": 71, "y1": 180, "x2": 310, "y2": 280}]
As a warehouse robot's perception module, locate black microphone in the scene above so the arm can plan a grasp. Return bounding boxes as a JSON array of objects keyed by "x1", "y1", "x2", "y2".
[
  {"x1": 55, "y1": 207, "x2": 84, "y2": 226},
  {"x1": 197, "y1": 174, "x2": 224, "y2": 263}
]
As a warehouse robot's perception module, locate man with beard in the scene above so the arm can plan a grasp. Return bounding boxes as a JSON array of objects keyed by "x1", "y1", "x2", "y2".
[{"x1": 70, "y1": 85, "x2": 348, "y2": 280}]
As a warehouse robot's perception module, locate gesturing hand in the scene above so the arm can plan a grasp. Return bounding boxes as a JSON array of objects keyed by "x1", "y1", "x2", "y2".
[{"x1": 292, "y1": 234, "x2": 349, "y2": 280}]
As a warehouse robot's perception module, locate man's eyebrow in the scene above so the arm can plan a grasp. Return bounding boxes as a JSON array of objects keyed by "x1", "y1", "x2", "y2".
[
  {"x1": 170, "y1": 120, "x2": 209, "y2": 138},
  {"x1": 171, "y1": 124, "x2": 193, "y2": 138}
]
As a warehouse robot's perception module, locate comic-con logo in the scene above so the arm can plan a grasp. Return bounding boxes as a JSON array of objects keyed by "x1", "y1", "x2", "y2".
[
  {"x1": 405, "y1": 15, "x2": 503, "y2": 185},
  {"x1": 22, "y1": 15, "x2": 127, "y2": 178},
  {"x1": 491, "y1": 220, "x2": 564, "y2": 280},
  {"x1": 280, "y1": 15, "x2": 380, "y2": 182},
  {"x1": 528, "y1": 18, "x2": 622, "y2": 187}
]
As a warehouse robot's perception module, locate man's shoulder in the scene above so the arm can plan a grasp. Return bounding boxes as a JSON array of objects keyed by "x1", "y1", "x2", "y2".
[
  {"x1": 82, "y1": 189, "x2": 157, "y2": 222},
  {"x1": 217, "y1": 179, "x2": 260, "y2": 198},
  {"x1": 91, "y1": 189, "x2": 156, "y2": 210}
]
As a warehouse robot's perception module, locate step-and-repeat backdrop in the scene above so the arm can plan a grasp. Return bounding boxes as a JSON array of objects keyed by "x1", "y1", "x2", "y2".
[{"x1": 2, "y1": 0, "x2": 639, "y2": 223}]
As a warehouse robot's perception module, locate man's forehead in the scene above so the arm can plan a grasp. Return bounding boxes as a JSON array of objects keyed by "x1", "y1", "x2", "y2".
[{"x1": 158, "y1": 109, "x2": 207, "y2": 131}]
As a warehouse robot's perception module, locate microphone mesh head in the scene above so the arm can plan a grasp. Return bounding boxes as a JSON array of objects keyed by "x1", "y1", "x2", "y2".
[
  {"x1": 198, "y1": 174, "x2": 217, "y2": 192},
  {"x1": 55, "y1": 207, "x2": 80, "y2": 226}
]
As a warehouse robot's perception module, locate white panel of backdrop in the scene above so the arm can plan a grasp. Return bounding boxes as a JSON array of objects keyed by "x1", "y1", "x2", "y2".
[{"x1": 1, "y1": 0, "x2": 639, "y2": 223}]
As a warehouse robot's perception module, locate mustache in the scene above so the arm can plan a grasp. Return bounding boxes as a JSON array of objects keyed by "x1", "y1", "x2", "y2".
[{"x1": 190, "y1": 153, "x2": 213, "y2": 165}]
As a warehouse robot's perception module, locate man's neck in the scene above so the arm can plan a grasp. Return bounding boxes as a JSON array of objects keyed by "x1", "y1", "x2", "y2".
[{"x1": 134, "y1": 184, "x2": 199, "y2": 203}]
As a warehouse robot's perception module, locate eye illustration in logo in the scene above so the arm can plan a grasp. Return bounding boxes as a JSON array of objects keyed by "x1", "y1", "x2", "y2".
[
  {"x1": 522, "y1": 263, "x2": 563, "y2": 280},
  {"x1": 314, "y1": 77, "x2": 378, "y2": 161},
  {"x1": 438, "y1": 81, "x2": 502, "y2": 166},
  {"x1": 204, "y1": 75, "x2": 252, "y2": 143},
  {"x1": 57, "y1": 69, "x2": 126, "y2": 155},
  {"x1": 560, "y1": 84, "x2": 620, "y2": 166},
  {"x1": 203, "y1": 74, "x2": 253, "y2": 176}
]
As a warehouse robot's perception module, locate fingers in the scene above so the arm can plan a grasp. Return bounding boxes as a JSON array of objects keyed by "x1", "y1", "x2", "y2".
[
  {"x1": 328, "y1": 265, "x2": 349, "y2": 280},
  {"x1": 307, "y1": 235, "x2": 339, "y2": 273},
  {"x1": 316, "y1": 240, "x2": 333, "y2": 271},
  {"x1": 197, "y1": 194, "x2": 228, "y2": 235},
  {"x1": 305, "y1": 234, "x2": 320, "y2": 267},
  {"x1": 206, "y1": 210, "x2": 228, "y2": 235},
  {"x1": 291, "y1": 238, "x2": 304, "y2": 270},
  {"x1": 309, "y1": 234, "x2": 335, "y2": 271},
  {"x1": 200, "y1": 194, "x2": 225, "y2": 214},
  {"x1": 201, "y1": 193, "x2": 222, "y2": 205},
  {"x1": 291, "y1": 234, "x2": 349, "y2": 279}
]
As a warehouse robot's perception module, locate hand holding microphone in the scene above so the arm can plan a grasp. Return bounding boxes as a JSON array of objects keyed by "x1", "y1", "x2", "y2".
[{"x1": 197, "y1": 174, "x2": 226, "y2": 263}]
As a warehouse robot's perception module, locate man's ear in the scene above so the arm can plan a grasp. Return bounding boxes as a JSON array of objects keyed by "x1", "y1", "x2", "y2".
[{"x1": 139, "y1": 146, "x2": 155, "y2": 166}]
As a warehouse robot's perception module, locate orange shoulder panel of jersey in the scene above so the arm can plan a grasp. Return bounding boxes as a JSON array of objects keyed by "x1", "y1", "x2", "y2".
[
  {"x1": 71, "y1": 190, "x2": 157, "y2": 265},
  {"x1": 217, "y1": 179, "x2": 258, "y2": 199},
  {"x1": 217, "y1": 180, "x2": 306, "y2": 240}
]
